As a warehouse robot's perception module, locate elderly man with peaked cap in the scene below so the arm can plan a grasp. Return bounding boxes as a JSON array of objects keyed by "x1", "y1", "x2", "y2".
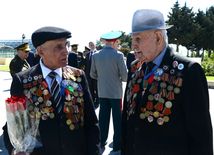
[
  {"x1": 3, "y1": 26, "x2": 101, "y2": 155},
  {"x1": 9, "y1": 42, "x2": 31, "y2": 77},
  {"x1": 121, "y1": 9, "x2": 213, "y2": 155},
  {"x1": 90, "y1": 31, "x2": 127, "y2": 152}
]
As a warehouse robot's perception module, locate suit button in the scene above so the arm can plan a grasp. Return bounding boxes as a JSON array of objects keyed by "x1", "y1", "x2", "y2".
[
  {"x1": 60, "y1": 123, "x2": 64, "y2": 126},
  {"x1": 62, "y1": 144, "x2": 65, "y2": 148},
  {"x1": 133, "y1": 144, "x2": 136, "y2": 148},
  {"x1": 135, "y1": 128, "x2": 139, "y2": 131}
]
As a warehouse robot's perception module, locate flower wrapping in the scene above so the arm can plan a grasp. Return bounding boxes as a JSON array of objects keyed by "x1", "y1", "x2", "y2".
[{"x1": 5, "y1": 95, "x2": 42, "y2": 154}]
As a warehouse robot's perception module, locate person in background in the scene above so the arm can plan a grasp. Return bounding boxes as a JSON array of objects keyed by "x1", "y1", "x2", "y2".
[
  {"x1": 79, "y1": 46, "x2": 90, "y2": 71},
  {"x1": 121, "y1": 9, "x2": 213, "y2": 155},
  {"x1": 26, "y1": 50, "x2": 35, "y2": 67},
  {"x1": 3, "y1": 26, "x2": 101, "y2": 155},
  {"x1": 67, "y1": 41, "x2": 79, "y2": 68},
  {"x1": 86, "y1": 41, "x2": 99, "y2": 108},
  {"x1": 71, "y1": 44, "x2": 83, "y2": 63},
  {"x1": 90, "y1": 31, "x2": 127, "y2": 152},
  {"x1": 9, "y1": 42, "x2": 31, "y2": 77}
]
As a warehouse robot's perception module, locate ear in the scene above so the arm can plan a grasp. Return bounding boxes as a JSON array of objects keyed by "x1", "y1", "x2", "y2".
[
  {"x1": 155, "y1": 31, "x2": 162, "y2": 46},
  {"x1": 36, "y1": 46, "x2": 44, "y2": 57}
]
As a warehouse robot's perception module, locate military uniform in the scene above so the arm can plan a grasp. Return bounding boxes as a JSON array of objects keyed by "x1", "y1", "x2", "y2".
[
  {"x1": 9, "y1": 43, "x2": 31, "y2": 77},
  {"x1": 79, "y1": 46, "x2": 90, "y2": 71}
]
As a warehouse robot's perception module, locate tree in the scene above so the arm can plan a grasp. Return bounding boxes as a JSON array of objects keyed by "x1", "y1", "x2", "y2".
[
  {"x1": 119, "y1": 31, "x2": 132, "y2": 49},
  {"x1": 95, "y1": 39, "x2": 103, "y2": 50},
  {"x1": 166, "y1": 0, "x2": 183, "y2": 52}
]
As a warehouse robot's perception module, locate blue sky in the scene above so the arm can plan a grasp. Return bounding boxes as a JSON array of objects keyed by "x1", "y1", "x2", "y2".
[{"x1": 0, "y1": 0, "x2": 213, "y2": 51}]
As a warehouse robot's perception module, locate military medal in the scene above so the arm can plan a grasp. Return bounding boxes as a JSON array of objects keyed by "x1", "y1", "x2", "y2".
[
  {"x1": 157, "y1": 117, "x2": 164, "y2": 125},
  {"x1": 148, "y1": 116, "x2": 154, "y2": 122},
  {"x1": 140, "y1": 113, "x2": 145, "y2": 119}
]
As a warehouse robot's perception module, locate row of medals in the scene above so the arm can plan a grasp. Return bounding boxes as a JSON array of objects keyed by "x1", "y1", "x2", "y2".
[
  {"x1": 126, "y1": 61, "x2": 184, "y2": 125},
  {"x1": 22, "y1": 68, "x2": 84, "y2": 130}
]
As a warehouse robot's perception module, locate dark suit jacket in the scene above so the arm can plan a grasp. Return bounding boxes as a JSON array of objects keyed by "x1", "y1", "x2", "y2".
[
  {"x1": 26, "y1": 51, "x2": 35, "y2": 67},
  {"x1": 68, "y1": 51, "x2": 79, "y2": 68},
  {"x1": 121, "y1": 46, "x2": 213, "y2": 155},
  {"x1": 3, "y1": 64, "x2": 101, "y2": 155},
  {"x1": 126, "y1": 51, "x2": 135, "y2": 72}
]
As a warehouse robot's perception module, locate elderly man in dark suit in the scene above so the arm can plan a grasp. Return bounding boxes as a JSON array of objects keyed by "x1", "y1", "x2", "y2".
[
  {"x1": 3, "y1": 26, "x2": 101, "y2": 155},
  {"x1": 121, "y1": 9, "x2": 213, "y2": 155}
]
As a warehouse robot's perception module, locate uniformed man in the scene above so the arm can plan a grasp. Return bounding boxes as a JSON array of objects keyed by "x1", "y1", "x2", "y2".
[
  {"x1": 121, "y1": 9, "x2": 213, "y2": 155},
  {"x1": 79, "y1": 46, "x2": 90, "y2": 71},
  {"x1": 9, "y1": 42, "x2": 31, "y2": 77},
  {"x1": 90, "y1": 31, "x2": 127, "y2": 152},
  {"x1": 71, "y1": 44, "x2": 83, "y2": 62}
]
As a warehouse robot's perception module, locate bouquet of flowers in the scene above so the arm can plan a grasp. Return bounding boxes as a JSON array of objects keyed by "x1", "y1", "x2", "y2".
[{"x1": 5, "y1": 95, "x2": 42, "y2": 154}]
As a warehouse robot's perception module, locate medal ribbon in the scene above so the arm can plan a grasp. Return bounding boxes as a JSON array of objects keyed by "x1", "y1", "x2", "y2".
[
  {"x1": 154, "y1": 102, "x2": 163, "y2": 111},
  {"x1": 169, "y1": 76, "x2": 176, "y2": 85},
  {"x1": 174, "y1": 77, "x2": 183, "y2": 87},
  {"x1": 166, "y1": 91, "x2": 175, "y2": 100},
  {"x1": 159, "y1": 88, "x2": 167, "y2": 97},
  {"x1": 163, "y1": 107, "x2": 171, "y2": 115},
  {"x1": 161, "y1": 73, "x2": 169, "y2": 82},
  {"x1": 146, "y1": 101, "x2": 153, "y2": 110}
]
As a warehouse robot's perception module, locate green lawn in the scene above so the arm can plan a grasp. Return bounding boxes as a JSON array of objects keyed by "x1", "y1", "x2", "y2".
[
  {"x1": 0, "y1": 66, "x2": 9, "y2": 71},
  {"x1": 206, "y1": 76, "x2": 214, "y2": 81}
]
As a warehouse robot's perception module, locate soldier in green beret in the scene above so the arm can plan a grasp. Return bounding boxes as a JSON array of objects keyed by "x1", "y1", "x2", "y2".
[{"x1": 9, "y1": 43, "x2": 31, "y2": 77}]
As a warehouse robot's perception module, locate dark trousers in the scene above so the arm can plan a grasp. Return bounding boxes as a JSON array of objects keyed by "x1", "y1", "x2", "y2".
[
  {"x1": 88, "y1": 78, "x2": 99, "y2": 106},
  {"x1": 98, "y1": 98, "x2": 121, "y2": 150}
]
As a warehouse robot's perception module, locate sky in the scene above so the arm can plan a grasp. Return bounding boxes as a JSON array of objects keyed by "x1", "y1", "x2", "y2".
[{"x1": 0, "y1": 0, "x2": 213, "y2": 51}]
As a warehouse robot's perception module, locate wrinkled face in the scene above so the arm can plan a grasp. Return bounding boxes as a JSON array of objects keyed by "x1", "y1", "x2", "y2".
[
  {"x1": 132, "y1": 30, "x2": 159, "y2": 62},
  {"x1": 38, "y1": 38, "x2": 69, "y2": 70},
  {"x1": 89, "y1": 42, "x2": 96, "y2": 51},
  {"x1": 18, "y1": 50, "x2": 29, "y2": 60}
]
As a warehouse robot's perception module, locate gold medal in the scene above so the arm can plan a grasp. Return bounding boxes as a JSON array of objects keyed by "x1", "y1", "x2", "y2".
[
  {"x1": 69, "y1": 124, "x2": 75, "y2": 130},
  {"x1": 160, "y1": 82, "x2": 167, "y2": 89},
  {"x1": 145, "y1": 111, "x2": 150, "y2": 117},
  {"x1": 38, "y1": 96, "x2": 43, "y2": 102},
  {"x1": 66, "y1": 119, "x2": 72, "y2": 125},
  {"x1": 28, "y1": 104, "x2": 34, "y2": 111},
  {"x1": 174, "y1": 87, "x2": 180, "y2": 94},
  {"x1": 74, "y1": 91, "x2": 78, "y2": 97},
  {"x1": 79, "y1": 92, "x2": 83, "y2": 97},
  {"x1": 148, "y1": 95, "x2": 154, "y2": 101},
  {"x1": 50, "y1": 112, "x2": 55, "y2": 119},
  {"x1": 139, "y1": 113, "x2": 145, "y2": 119},
  {"x1": 163, "y1": 116, "x2": 169, "y2": 122},
  {"x1": 153, "y1": 111, "x2": 159, "y2": 118},
  {"x1": 167, "y1": 85, "x2": 173, "y2": 91},
  {"x1": 44, "y1": 108, "x2": 49, "y2": 114},
  {"x1": 158, "y1": 98, "x2": 165, "y2": 103},
  {"x1": 77, "y1": 98, "x2": 81, "y2": 103},
  {"x1": 77, "y1": 77, "x2": 82, "y2": 82}
]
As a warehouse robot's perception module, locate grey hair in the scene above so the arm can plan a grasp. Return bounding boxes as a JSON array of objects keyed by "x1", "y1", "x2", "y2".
[{"x1": 156, "y1": 29, "x2": 168, "y2": 44}]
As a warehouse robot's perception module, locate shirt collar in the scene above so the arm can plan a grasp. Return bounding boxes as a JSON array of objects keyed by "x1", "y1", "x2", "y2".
[{"x1": 39, "y1": 58, "x2": 62, "y2": 79}]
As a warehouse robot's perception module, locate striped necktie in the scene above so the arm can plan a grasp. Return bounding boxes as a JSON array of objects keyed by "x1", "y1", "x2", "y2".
[{"x1": 48, "y1": 72, "x2": 63, "y2": 117}]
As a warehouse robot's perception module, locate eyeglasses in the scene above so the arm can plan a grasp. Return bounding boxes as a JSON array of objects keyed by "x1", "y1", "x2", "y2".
[{"x1": 23, "y1": 51, "x2": 30, "y2": 53}]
